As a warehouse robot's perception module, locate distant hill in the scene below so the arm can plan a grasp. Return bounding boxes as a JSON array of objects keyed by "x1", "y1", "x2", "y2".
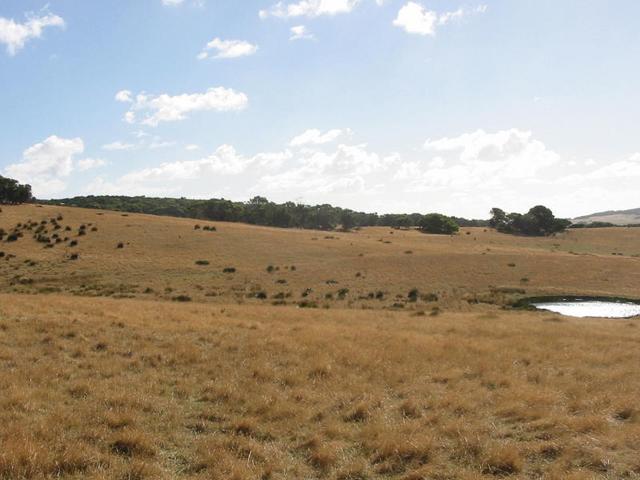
[{"x1": 573, "y1": 207, "x2": 640, "y2": 226}]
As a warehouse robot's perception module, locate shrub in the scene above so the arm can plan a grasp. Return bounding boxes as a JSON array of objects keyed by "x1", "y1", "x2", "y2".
[
  {"x1": 172, "y1": 295, "x2": 192, "y2": 302},
  {"x1": 194, "y1": 224, "x2": 201, "y2": 230},
  {"x1": 223, "y1": 267, "x2": 236, "y2": 273},
  {"x1": 69, "y1": 240, "x2": 78, "y2": 247},
  {"x1": 254, "y1": 291, "x2": 268, "y2": 299},
  {"x1": 69, "y1": 253, "x2": 79, "y2": 260},
  {"x1": 298, "y1": 300, "x2": 318, "y2": 308},
  {"x1": 337, "y1": 288, "x2": 349, "y2": 299},
  {"x1": 421, "y1": 292, "x2": 439, "y2": 302},
  {"x1": 195, "y1": 260, "x2": 210, "y2": 266},
  {"x1": 408, "y1": 288, "x2": 419, "y2": 302},
  {"x1": 266, "y1": 265, "x2": 275, "y2": 273},
  {"x1": 116, "y1": 242, "x2": 124, "y2": 249}
]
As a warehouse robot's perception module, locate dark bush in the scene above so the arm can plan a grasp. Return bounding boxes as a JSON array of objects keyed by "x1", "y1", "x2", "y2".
[
  {"x1": 172, "y1": 295, "x2": 192, "y2": 302},
  {"x1": 408, "y1": 288, "x2": 419, "y2": 302},
  {"x1": 195, "y1": 260, "x2": 210, "y2": 266},
  {"x1": 223, "y1": 267, "x2": 236, "y2": 273}
]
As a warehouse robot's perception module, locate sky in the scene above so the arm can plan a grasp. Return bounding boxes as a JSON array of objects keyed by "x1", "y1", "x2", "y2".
[{"x1": 1, "y1": 0, "x2": 639, "y2": 219}]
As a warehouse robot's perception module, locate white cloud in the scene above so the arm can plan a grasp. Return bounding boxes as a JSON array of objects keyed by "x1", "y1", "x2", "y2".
[
  {"x1": 121, "y1": 87, "x2": 249, "y2": 126},
  {"x1": 393, "y1": 2, "x2": 486, "y2": 36},
  {"x1": 289, "y1": 128, "x2": 351, "y2": 147},
  {"x1": 4, "y1": 136, "x2": 83, "y2": 196},
  {"x1": 260, "y1": 0, "x2": 361, "y2": 19},
  {"x1": 290, "y1": 25, "x2": 314, "y2": 40},
  {"x1": 115, "y1": 90, "x2": 133, "y2": 103},
  {"x1": 162, "y1": 0, "x2": 185, "y2": 5},
  {"x1": 0, "y1": 12, "x2": 65, "y2": 56},
  {"x1": 185, "y1": 144, "x2": 200, "y2": 151},
  {"x1": 77, "y1": 158, "x2": 107, "y2": 171},
  {"x1": 102, "y1": 141, "x2": 136, "y2": 151},
  {"x1": 198, "y1": 38, "x2": 258, "y2": 60},
  {"x1": 81, "y1": 128, "x2": 640, "y2": 218},
  {"x1": 149, "y1": 138, "x2": 177, "y2": 150}
]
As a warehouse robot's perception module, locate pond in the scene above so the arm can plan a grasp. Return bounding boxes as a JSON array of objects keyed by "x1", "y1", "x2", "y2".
[{"x1": 532, "y1": 299, "x2": 640, "y2": 318}]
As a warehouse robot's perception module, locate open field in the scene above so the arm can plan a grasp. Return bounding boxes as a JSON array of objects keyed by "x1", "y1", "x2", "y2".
[
  {"x1": 1, "y1": 204, "x2": 640, "y2": 479},
  {"x1": 1, "y1": 204, "x2": 639, "y2": 308}
]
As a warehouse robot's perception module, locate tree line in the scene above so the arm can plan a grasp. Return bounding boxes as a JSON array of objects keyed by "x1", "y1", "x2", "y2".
[
  {"x1": 0, "y1": 176, "x2": 32, "y2": 204},
  {"x1": 39, "y1": 194, "x2": 487, "y2": 231},
  {"x1": 2, "y1": 173, "x2": 574, "y2": 236}
]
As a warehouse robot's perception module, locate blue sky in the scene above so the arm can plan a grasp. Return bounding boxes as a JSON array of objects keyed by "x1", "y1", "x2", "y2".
[{"x1": 1, "y1": 0, "x2": 639, "y2": 218}]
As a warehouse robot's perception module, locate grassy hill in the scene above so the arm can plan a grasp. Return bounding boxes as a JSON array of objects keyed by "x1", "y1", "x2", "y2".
[
  {"x1": 573, "y1": 207, "x2": 640, "y2": 226},
  {"x1": 1, "y1": 204, "x2": 640, "y2": 479}
]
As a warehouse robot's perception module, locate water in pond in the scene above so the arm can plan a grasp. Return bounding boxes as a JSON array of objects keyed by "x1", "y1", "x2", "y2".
[{"x1": 533, "y1": 300, "x2": 640, "y2": 318}]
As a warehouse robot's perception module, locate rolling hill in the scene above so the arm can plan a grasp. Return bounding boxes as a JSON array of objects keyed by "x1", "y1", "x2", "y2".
[
  {"x1": 573, "y1": 207, "x2": 640, "y2": 225},
  {"x1": 1, "y1": 204, "x2": 639, "y2": 479}
]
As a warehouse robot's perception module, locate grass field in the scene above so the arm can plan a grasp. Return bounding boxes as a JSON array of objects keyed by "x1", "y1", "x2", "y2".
[{"x1": 1, "y1": 204, "x2": 639, "y2": 479}]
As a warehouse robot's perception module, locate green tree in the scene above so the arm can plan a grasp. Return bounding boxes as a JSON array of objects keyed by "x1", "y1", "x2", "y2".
[
  {"x1": 339, "y1": 210, "x2": 356, "y2": 231},
  {"x1": 419, "y1": 213, "x2": 459, "y2": 235},
  {"x1": 0, "y1": 176, "x2": 32, "y2": 204}
]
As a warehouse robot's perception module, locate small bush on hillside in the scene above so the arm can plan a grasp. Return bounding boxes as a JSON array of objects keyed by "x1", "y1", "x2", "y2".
[
  {"x1": 117, "y1": 242, "x2": 124, "y2": 249},
  {"x1": 408, "y1": 288, "x2": 419, "y2": 302},
  {"x1": 172, "y1": 295, "x2": 192, "y2": 302},
  {"x1": 337, "y1": 288, "x2": 349, "y2": 299},
  {"x1": 69, "y1": 240, "x2": 78, "y2": 247},
  {"x1": 195, "y1": 260, "x2": 210, "y2": 266},
  {"x1": 194, "y1": 224, "x2": 201, "y2": 230},
  {"x1": 69, "y1": 253, "x2": 79, "y2": 261},
  {"x1": 298, "y1": 300, "x2": 318, "y2": 308},
  {"x1": 266, "y1": 265, "x2": 275, "y2": 273},
  {"x1": 421, "y1": 292, "x2": 439, "y2": 302},
  {"x1": 223, "y1": 267, "x2": 236, "y2": 273}
]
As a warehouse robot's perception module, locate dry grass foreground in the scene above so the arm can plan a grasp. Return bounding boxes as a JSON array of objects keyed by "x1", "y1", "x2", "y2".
[
  {"x1": 1, "y1": 204, "x2": 640, "y2": 479},
  {"x1": 0, "y1": 295, "x2": 639, "y2": 479},
  {"x1": 1, "y1": 204, "x2": 640, "y2": 308}
]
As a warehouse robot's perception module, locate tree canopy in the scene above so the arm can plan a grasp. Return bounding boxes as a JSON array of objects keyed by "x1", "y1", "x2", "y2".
[
  {"x1": 0, "y1": 176, "x2": 32, "y2": 205},
  {"x1": 41, "y1": 195, "x2": 487, "y2": 232},
  {"x1": 418, "y1": 213, "x2": 460, "y2": 235},
  {"x1": 489, "y1": 206, "x2": 571, "y2": 236}
]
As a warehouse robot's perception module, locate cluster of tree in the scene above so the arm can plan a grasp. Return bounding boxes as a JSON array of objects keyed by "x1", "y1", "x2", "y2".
[
  {"x1": 489, "y1": 205, "x2": 571, "y2": 236},
  {"x1": 40, "y1": 195, "x2": 484, "y2": 232},
  {"x1": 418, "y1": 213, "x2": 460, "y2": 235},
  {"x1": 0, "y1": 176, "x2": 32, "y2": 204}
]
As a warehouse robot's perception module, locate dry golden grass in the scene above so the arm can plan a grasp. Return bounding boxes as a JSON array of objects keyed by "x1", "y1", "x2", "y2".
[
  {"x1": 0, "y1": 296, "x2": 639, "y2": 479},
  {"x1": 0, "y1": 204, "x2": 639, "y2": 479},
  {"x1": 1, "y1": 204, "x2": 639, "y2": 307}
]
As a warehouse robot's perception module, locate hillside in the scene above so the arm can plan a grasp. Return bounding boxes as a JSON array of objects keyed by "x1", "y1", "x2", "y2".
[
  {"x1": 1, "y1": 204, "x2": 640, "y2": 479},
  {"x1": 573, "y1": 207, "x2": 640, "y2": 226},
  {"x1": 1, "y1": 204, "x2": 639, "y2": 306}
]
